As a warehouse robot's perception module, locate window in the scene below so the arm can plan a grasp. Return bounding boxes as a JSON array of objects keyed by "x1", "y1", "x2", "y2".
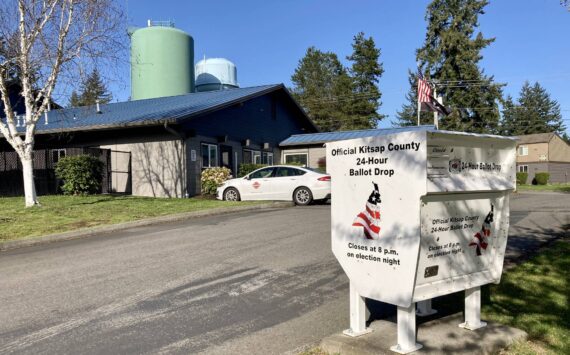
[
  {"x1": 201, "y1": 143, "x2": 218, "y2": 168},
  {"x1": 518, "y1": 165, "x2": 528, "y2": 173},
  {"x1": 249, "y1": 167, "x2": 274, "y2": 179},
  {"x1": 518, "y1": 145, "x2": 528, "y2": 156},
  {"x1": 52, "y1": 149, "x2": 66, "y2": 164},
  {"x1": 275, "y1": 167, "x2": 306, "y2": 177},
  {"x1": 262, "y1": 152, "x2": 274, "y2": 165},
  {"x1": 243, "y1": 149, "x2": 262, "y2": 164},
  {"x1": 253, "y1": 151, "x2": 261, "y2": 164},
  {"x1": 284, "y1": 153, "x2": 308, "y2": 166}
]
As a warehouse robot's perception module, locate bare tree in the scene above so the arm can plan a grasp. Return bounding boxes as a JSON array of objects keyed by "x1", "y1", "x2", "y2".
[{"x1": 0, "y1": 0, "x2": 124, "y2": 207}]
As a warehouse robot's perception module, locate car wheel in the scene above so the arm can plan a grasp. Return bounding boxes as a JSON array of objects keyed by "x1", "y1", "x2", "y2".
[
  {"x1": 224, "y1": 187, "x2": 241, "y2": 201},
  {"x1": 293, "y1": 187, "x2": 313, "y2": 206}
]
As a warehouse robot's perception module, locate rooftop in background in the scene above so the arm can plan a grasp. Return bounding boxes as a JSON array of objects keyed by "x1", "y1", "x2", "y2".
[
  {"x1": 280, "y1": 126, "x2": 435, "y2": 146},
  {"x1": 4, "y1": 84, "x2": 311, "y2": 135},
  {"x1": 279, "y1": 126, "x2": 518, "y2": 147},
  {"x1": 516, "y1": 132, "x2": 557, "y2": 144}
]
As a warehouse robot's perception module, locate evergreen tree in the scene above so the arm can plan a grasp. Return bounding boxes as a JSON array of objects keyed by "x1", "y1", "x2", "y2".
[
  {"x1": 68, "y1": 69, "x2": 112, "y2": 107},
  {"x1": 291, "y1": 47, "x2": 353, "y2": 131},
  {"x1": 500, "y1": 81, "x2": 565, "y2": 135},
  {"x1": 68, "y1": 90, "x2": 81, "y2": 108},
  {"x1": 396, "y1": 0, "x2": 503, "y2": 133},
  {"x1": 345, "y1": 32, "x2": 385, "y2": 129}
]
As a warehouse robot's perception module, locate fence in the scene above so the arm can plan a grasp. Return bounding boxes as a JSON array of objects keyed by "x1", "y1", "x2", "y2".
[{"x1": 0, "y1": 147, "x2": 113, "y2": 196}]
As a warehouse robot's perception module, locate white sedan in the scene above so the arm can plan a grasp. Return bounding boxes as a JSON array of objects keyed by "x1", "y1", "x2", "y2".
[{"x1": 216, "y1": 165, "x2": 331, "y2": 205}]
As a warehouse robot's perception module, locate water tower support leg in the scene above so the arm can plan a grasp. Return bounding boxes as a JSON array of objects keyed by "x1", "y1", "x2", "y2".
[
  {"x1": 459, "y1": 286, "x2": 487, "y2": 330},
  {"x1": 343, "y1": 282, "x2": 372, "y2": 337},
  {"x1": 416, "y1": 299, "x2": 437, "y2": 317},
  {"x1": 390, "y1": 303, "x2": 423, "y2": 354}
]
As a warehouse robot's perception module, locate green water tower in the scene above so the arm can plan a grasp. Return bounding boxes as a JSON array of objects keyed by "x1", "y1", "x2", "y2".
[{"x1": 130, "y1": 20, "x2": 194, "y2": 100}]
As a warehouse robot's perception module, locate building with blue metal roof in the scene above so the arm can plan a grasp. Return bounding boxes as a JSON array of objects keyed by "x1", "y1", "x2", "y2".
[{"x1": 1, "y1": 84, "x2": 318, "y2": 197}]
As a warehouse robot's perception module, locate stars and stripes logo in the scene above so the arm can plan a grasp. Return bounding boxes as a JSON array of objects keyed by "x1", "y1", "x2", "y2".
[
  {"x1": 353, "y1": 182, "x2": 382, "y2": 240},
  {"x1": 469, "y1": 204, "x2": 494, "y2": 256}
]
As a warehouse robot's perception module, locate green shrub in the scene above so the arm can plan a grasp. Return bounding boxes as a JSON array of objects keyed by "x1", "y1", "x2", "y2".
[
  {"x1": 201, "y1": 167, "x2": 232, "y2": 195},
  {"x1": 55, "y1": 155, "x2": 103, "y2": 195},
  {"x1": 516, "y1": 172, "x2": 528, "y2": 185},
  {"x1": 534, "y1": 172, "x2": 550, "y2": 185},
  {"x1": 238, "y1": 163, "x2": 266, "y2": 178}
]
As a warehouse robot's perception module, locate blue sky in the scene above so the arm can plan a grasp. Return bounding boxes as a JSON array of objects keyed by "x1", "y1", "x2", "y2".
[{"x1": 112, "y1": 0, "x2": 570, "y2": 132}]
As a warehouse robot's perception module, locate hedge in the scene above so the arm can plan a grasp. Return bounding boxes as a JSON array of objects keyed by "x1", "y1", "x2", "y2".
[
  {"x1": 534, "y1": 172, "x2": 550, "y2": 185},
  {"x1": 516, "y1": 172, "x2": 528, "y2": 185}
]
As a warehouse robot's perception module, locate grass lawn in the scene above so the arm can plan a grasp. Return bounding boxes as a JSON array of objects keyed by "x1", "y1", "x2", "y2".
[
  {"x1": 517, "y1": 183, "x2": 570, "y2": 193},
  {"x1": 483, "y1": 240, "x2": 569, "y2": 354},
  {"x1": 0, "y1": 194, "x2": 262, "y2": 242}
]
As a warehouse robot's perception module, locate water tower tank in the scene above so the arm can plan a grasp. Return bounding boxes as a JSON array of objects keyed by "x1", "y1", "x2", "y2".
[
  {"x1": 130, "y1": 21, "x2": 194, "y2": 100},
  {"x1": 195, "y1": 58, "x2": 239, "y2": 92}
]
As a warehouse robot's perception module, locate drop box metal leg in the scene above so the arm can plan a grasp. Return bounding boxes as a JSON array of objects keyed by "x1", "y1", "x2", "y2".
[
  {"x1": 343, "y1": 282, "x2": 372, "y2": 337},
  {"x1": 416, "y1": 299, "x2": 437, "y2": 317},
  {"x1": 390, "y1": 303, "x2": 423, "y2": 354},
  {"x1": 459, "y1": 286, "x2": 487, "y2": 330}
]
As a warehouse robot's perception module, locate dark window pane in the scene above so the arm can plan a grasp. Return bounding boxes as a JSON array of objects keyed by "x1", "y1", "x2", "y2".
[{"x1": 249, "y1": 168, "x2": 274, "y2": 179}]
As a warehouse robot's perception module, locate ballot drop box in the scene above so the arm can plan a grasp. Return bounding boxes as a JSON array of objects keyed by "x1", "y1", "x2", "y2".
[{"x1": 327, "y1": 128, "x2": 516, "y2": 354}]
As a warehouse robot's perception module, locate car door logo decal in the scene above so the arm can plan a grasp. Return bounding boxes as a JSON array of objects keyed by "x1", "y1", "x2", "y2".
[{"x1": 253, "y1": 181, "x2": 261, "y2": 189}]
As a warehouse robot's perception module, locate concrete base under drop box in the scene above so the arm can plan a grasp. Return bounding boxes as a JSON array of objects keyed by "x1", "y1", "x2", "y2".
[{"x1": 320, "y1": 313, "x2": 527, "y2": 355}]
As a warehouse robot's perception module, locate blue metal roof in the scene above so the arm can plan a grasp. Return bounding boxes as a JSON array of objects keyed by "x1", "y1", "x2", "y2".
[
  {"x1": 10, "y1": 84, "x2": 285, "y2": 134},
  {"x1": 279, "y1": 126, "x2": 436, "y2": 146}
]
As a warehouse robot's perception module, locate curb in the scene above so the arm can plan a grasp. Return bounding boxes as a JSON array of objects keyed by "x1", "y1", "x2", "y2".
[{"x1": 0, "y1": 201, "x2": 294, "y2": 252}]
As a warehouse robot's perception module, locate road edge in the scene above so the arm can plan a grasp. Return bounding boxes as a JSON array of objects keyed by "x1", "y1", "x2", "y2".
[{"x1": 0, "y1": 201, "x2": 294, "y2": 252}]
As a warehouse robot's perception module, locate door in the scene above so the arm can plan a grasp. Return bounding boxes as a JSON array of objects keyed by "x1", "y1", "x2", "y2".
[
  {"x1": 240, "y1": 167, "x2": 275, "y2": 200},
  {"x1": 220, "y1": 145, "x2": 233, "y2": 175},
  {"x1": 271, "y1": 167, "x2": 306, "y2": 200}
]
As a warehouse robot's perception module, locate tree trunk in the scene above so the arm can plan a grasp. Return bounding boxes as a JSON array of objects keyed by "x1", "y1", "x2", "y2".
[{"x1": 21, "y1": 155, "x2": 39, "y2": 207}]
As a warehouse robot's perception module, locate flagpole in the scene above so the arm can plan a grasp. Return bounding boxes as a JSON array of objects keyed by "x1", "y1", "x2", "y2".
[
  {"x1": 417, "y1": 94, "x2": 421, "y2": 126},
  {"x1": 416, "y1": 66, "x2": 421, "y2": 126},
  {"x1": 433, "y1": 87, "x2": 438, "y2": 129}
]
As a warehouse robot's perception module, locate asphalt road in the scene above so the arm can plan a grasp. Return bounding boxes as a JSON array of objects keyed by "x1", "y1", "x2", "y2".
[{"x1": 0, "y1": 192, "x2": 568, "y2": 354}]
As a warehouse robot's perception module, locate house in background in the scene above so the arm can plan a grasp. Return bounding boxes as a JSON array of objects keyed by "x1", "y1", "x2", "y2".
[
  {"x1": 0, "y1": 84, "x2": 317, "y2": 197},
  {"x1": 516, "y1": 132, "x2": 570, "y2": 183}
]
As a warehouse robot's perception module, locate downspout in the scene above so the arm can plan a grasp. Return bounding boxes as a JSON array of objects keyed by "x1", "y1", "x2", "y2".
[{"x1": 164, "y1": 122, "x2": 189, "y2": 198}]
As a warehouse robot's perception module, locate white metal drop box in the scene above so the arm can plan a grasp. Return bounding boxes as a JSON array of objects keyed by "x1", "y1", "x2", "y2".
[{"x1": 327, "y1": 127, "x2": 517, "y2": 353}]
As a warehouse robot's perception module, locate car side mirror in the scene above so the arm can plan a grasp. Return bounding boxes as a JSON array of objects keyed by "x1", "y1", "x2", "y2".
[{"x1": 244, "y1": 176, "x2": 250, "y2": 180}]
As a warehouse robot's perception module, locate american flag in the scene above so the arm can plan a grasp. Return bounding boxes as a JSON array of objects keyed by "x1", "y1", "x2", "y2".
[
  {"x1": 469, "y1": 205, "x2": 494, "y2": 256},
  {"x1": 353, "y1": 183, "x2": 381, "y2": 240},
  {"x1": 417, "y1": 70, "x2": 432, "y2": 103}
]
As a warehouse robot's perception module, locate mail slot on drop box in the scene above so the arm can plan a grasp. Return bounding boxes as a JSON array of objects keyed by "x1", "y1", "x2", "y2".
[{"x1": 326, "y1": 127, "x2": 517, "y2": 354}]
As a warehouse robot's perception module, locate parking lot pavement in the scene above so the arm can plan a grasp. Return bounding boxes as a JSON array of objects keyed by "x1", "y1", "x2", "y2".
[{"x1": 0, "y1": 192, "x2": 567, "y2": 354}]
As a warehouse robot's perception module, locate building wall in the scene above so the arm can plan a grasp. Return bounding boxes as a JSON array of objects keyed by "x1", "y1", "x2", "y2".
[
  {"x1": 548, "y1": 135, "x2": 570, "y2": 162},
  {"x1": 180, "y1": 92, "x2": 313, "y2": 150},
  {"x1": 548, "y1": 162, "x2": 570, "y2": 183},
  {"x1": 516, "y1": 162, "x2": 548, "y2": 184},
  {"x1": 181, "y1": 92, "x2": 313, "y2": 196},
  {"x1": 186, "y1": 135, "x2": 280, "y2": 196},
  {"x1": 517, "y1": 142, "x2": 548, "y2": 163},
  {"x1": 280, "y1": 145, "x2": 326, "y2": 171},
  {"x1": 100, "y1": 136, "x2": 186, "y2": 198}
]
